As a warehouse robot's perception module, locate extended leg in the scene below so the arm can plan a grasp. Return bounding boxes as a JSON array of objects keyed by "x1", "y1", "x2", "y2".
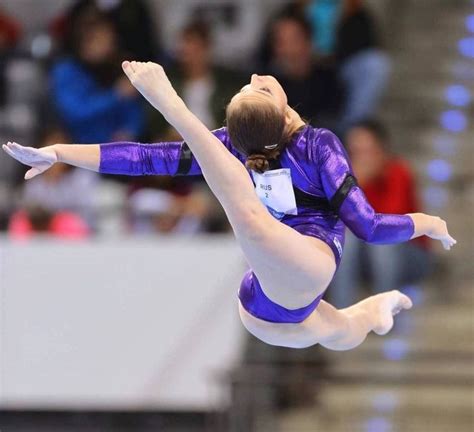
[
  {"x1": 126, "y1": 62, "x2": 337, "y2": 309},
  {"x1": 175, "y1": 121, "x2": 336, "y2": 309}
]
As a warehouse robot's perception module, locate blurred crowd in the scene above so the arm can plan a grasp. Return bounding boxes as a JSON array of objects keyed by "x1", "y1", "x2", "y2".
[{"x1": 0, "y1": 0, "x2": 431, "y2": 298}]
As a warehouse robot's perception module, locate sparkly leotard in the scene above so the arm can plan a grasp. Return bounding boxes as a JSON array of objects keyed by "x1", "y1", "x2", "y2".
[{"x1": 99, "y1": 126, "x2": 414, "y2": 323}]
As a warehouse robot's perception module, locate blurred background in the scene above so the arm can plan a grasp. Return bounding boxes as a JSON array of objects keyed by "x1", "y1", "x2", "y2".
[{"x1": 0, "y1": 0, "x2": 472, "y2": 431}]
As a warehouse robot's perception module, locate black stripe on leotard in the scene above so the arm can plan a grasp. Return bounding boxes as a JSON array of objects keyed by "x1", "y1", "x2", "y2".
[
  {"x1": 293, "y1": 186, "x2": 333, "y2": 212},
  {"x1": 269, "y1": 158, "x2": 334, "y2": 212},
  {"x1": 175, "y1": 142, "x2": 193, "y2": 176},
  {"x1": 329, "y1": 174, "x2": 358, "y2": 213}
]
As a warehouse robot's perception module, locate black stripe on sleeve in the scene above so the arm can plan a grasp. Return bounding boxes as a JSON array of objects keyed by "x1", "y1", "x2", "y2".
[
  {"x1": 175, "y1": 142, "x2": 193, "y2": 176},
  {"x1": 329, "y1": 174, "x2": 358, "y2": 213}
]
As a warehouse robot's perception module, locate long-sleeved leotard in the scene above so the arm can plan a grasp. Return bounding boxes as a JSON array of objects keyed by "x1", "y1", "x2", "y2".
[{"x1": 99, "y1": 126, "x2": 414, "y2": 264}]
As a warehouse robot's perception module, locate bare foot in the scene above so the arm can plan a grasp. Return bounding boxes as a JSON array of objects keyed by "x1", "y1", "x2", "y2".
[{"x1": 369, "y1": 290, "x2": 413, "y2": 335}]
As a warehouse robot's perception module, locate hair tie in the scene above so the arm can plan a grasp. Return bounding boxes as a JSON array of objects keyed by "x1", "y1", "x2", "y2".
[{"x1": 264, "y1": 143, "x2": 278, "y2": 150}]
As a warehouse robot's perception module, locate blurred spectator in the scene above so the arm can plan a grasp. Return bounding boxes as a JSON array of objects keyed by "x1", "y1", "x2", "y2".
[
  {"x1": 50, "y1": 11, "x2": 144, "y2": 143},
  {"x1": 18, "y1": 127, "x2": 98, "y2": 229},
  {"x1": 334, "y1": 0, "x2": 391, "y2": 133},
  {"x1": 142, "y1": 20, "x2": 242, "y2": 235},
  {"x1": 329, "y1": 120, "x2": 432, "y2": 308},
  {"x1": 266, "y1": 11, "x2": 342, "y2": 128},
  {"x1": 0, "y1": 7, "x2": 21, "y2": 107},
  {"x1": 0, "y1": 8, "x2": 23, "y2": 229},
  {"x1": 8, "y1": 207, "x2": 90, "y2": 240},
  {"x1": 156, "y1": 0, "x2": 270, "y2": 69},
  {"x1": 50, "y1": 0, "x2": 162, "y2": 62},
  {"x1": 306, "y1": 0, "x2": 342, "y2": 56},
  {"x1": 304, "y1": 0, "x2": 391, "y2": 133},
  {"x1": 150, "y1": 20, "x2": 246, "y2": 139},
  {"x1": 128, "y1": 188, "x2": 211, "y2": 235}
]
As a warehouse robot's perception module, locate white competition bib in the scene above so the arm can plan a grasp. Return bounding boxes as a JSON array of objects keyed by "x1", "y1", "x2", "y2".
[{"x1": 252, "y1": 168, "x2": 298, "y2": 220}]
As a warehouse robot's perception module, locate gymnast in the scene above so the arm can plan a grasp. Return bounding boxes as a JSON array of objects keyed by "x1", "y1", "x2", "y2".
[{"x1": 2, "y1": 61, "x2": 456, "y2": 350}]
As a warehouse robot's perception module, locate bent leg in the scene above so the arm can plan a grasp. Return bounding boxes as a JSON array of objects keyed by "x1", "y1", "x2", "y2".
[
  {"x1": 239, "y1": 291, "x2": 412, "y2": 350},
  {"x1": 168, "y1": 104, "x2": 336, "y2": 308},
  {"x1": 128, "y1": 61, "x2": 335, "y2": 307},
  {"x1": 311, "y1": 292, "x2": 412, "y2": 350}
]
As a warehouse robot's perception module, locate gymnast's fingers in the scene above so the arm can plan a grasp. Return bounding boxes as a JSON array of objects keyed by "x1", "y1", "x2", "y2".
[
  {"x1": 448, "y1": 234, "x2": 457, "y2": 244},
  {"x1": 10, "y1": 142, "x2": 39, "y2": 161},
  {"x1": 3, "y1": 142, "x2": 24, "y2": 162},
  {"x1": 2, "y1": 143, "x2": 16, "y2": 159},
  {"x1": 25, "y1": 167, "x2": 42, "y2": 180},
  {"x1": 442, "y1": 236, "x2": 456, "y2": 250},
  {"x1": 122, "y1": 61, "x2": 135, "y2": 80}
]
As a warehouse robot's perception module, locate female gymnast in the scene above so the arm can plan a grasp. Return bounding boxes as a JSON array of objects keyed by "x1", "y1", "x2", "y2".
[{"x1": 2, "y1": 61, "x2": 456, "y2": 350}]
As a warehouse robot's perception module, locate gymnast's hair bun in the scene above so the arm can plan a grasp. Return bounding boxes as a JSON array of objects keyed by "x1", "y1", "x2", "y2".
[{"x1": 246, "y1": 154, "x2": 270, "y2": 173}]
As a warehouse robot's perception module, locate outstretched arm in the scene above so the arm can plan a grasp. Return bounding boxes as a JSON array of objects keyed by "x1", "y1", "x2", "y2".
[
  {"x1": 2, "y1": 129, "x2": 234, "y2": 179},
  {"x1": 318, "y1": 130, "x2": 456, "y2": 250},
  {"x1": 98, "y1": 127, "x2": 237, "y2": 176},
  {"x1": 2, "y1": 141, "x2": 99, "y2": 179}
]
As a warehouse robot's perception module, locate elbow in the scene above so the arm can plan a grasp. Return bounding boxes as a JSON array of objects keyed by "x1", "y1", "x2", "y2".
[
  {"x1": 345, "y1": 213, "x2": 380, "y2": 243},
  {"x1": 362, "y1": 231, "x2": 375, "y2": 243},
  {"x1": 352, "y1": 225, "x2": 376, "y2": 243}
]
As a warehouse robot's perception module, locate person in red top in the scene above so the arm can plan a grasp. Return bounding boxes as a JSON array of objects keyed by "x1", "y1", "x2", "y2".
[{"x1": 329, "y1": 120, "x2": 432, "y2": 308}]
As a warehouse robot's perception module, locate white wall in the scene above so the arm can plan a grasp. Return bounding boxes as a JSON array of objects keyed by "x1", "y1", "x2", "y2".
[{"x1": 0, "y1": 236, "x2": 246, "y2": 410}]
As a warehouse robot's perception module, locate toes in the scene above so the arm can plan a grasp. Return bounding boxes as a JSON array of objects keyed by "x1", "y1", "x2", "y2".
[{"x1": 401, "y1": 294, "x2": 413, "y2": 310}]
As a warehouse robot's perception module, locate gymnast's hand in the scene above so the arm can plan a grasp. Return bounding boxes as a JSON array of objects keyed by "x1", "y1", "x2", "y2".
[
  {"x1": 426, "y1": 215, "x2": 457, "y2": 250},
  {"x1": 2, "y1": 142, "x2": 57, "y2": 179},
  {"x1": 409, "y1": 213, "x2": 456, "y2": 250},
  {"x1": 121, "y1": 61, "x2": 180, "y2": 114}
]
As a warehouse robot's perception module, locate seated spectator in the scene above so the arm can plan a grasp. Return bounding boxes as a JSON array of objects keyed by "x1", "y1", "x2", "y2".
[
  {"x1": 305, "y1": 0, "x2": 391, "y2": 134},
  {"x1": 305, "y1": 0, "x2": 341, "y2": 56},
  {"x1": 18, "y1": 127, "x2": 98, "y2": 229},
  {"x1": 266, "y1": 12, "x2": 342, "y2": 129},
  {"x1": 329, "y1": 120, "x2": 432, "y2": 308},
  {"x1": 143, "y1": 21, "x2": 241, "y2": 234},
  {"x1": 156, "y1": 0, "x2": 268, "y2": 69},
  {"x1": 334, "y1": 0, "x2": 391, "y2": 133},
  {"x1": 50, "y1": 0, "x2": 162, "y2": 62},
  {"x1": 0, "y1": 9, "x2": 23, "y2": 229},
  {"x1": 150, "y1": 20, "x2": 246, "y2": 139},
  {"x1": 128, "y1": 188, "x2": 210, "y2": 235},
  {"x1": 50, "y1": 11, "x2": 144, "y2": 143}
]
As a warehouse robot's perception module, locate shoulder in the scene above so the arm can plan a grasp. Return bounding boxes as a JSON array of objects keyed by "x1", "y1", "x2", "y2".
[
  {"x1": 302, "y1": 127, "x2": 347, "y2": 164},
  {"x1": 211, "y1": 127, "x2": 246, "y2": 161},
  {"x1": 211, "y1": 126, "x2": 229, "y2": 142}
]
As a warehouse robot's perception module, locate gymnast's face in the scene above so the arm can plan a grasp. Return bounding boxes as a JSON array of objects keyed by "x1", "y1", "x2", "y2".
[{"x1": 230, "y1": 74, "x2": 288, "y2": 113}]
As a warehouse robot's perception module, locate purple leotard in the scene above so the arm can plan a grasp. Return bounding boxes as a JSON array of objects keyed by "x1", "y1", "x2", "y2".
[{"x1": 99, "y1": 126, "x2": 414, "y2": 324}]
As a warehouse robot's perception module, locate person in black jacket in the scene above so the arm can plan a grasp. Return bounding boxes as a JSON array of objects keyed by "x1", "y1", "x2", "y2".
[{"x1": 335, "y1": 0, "x2": 391, "y2": 133}]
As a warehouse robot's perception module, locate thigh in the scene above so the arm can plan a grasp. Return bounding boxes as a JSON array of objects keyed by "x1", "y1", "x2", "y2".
[{"x1": 235, "y1": 210, "x2": 337, "y2": 310}]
